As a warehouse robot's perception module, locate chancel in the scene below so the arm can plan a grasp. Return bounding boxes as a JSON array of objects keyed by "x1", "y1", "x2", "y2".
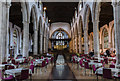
[{"x1": 0, "y1": 0, "x2": 120, "y2": 81}]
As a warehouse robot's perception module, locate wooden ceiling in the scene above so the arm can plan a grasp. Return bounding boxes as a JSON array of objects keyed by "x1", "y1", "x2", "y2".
[{"x1": 43, "y1": 2, "x2": 78, "y2": 23}]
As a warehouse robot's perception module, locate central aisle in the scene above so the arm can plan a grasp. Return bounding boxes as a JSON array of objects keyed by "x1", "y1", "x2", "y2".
[{"x1": 49, "y1": 55, "x2": 76, "y2": 81}]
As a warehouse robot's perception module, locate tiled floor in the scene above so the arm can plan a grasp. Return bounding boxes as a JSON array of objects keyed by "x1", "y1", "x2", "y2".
[
  {"x1": 32, "y1": 64, "x2": 54, "y2": 81},
  {"x1": 29, "y1": 54, "x2": 111, "y2": 81},
  {"x1": 49, "y1": 55, "x2": 76, "y2": 81},
  {"x1": 68, "y1": 63, "x2": 103, "y2": 81},
  {"x1": 49, "y1": 64, "x2": 76, "y2": 81}
]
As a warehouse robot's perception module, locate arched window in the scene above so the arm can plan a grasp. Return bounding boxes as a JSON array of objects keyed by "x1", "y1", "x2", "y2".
[
  {"x1": 52, "y1": 30, "x2": 68, "y2": 39},
  {"x1": 103, "y1": 28, "x2": 109, "y2": 49},
  {"x1": 51, "y1": 29, "x2": 69, "y2": 50},
  {"x1": 56, "y1": 32, "x2": 64, "y2": 39}
]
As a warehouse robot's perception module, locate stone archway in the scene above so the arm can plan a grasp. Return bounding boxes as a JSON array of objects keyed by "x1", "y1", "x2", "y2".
[
  {"x1": 8, "y1": 2, "x2": 27, "y2": 59},
  {"x1": 78, "y1": 16, "x2": 84, "y2": 53},
  {"x1": 29, "y1": 6, "x2": 38, "y2": 56},
  {"x1": 83, "y1": 5, "x2": 93, "y2": 54},
  {"x1": 38, "y1": 17, "x2": 43, "y2": 54},
  {"x1": 102, "y1": 27, "x2": 109, "y2": 51}
]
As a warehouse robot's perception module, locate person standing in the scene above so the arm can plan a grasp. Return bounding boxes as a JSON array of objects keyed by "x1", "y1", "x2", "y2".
[{"x1": 106, "y1": 49, "x2": 110, "y2": 57}]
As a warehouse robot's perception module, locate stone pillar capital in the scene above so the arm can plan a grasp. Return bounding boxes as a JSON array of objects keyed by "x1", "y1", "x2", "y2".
[
  {"x1": 22, "y1": 20, "x2": 30, "y2": 24},
  {"x1": 118, "y1": 1, "x2": 120, "y2": 6},
  {"x1": 6, "y1": 3, "x2": 11, "y2": 8},
  {"x1": 112, "y1": 2, "x2": 119, "y2": 7}
]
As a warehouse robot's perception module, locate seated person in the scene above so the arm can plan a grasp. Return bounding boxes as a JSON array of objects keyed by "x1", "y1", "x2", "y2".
[{"x1": 89, "y1": 50, "x2": 94, "y2": 57}]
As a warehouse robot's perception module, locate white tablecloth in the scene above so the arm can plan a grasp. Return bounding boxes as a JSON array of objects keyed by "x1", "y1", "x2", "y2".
[
  {"x1": 48, "y1": 58, "x2": 51, "y2": 60},
  {"x1": 33, "y1": 59, "x2": 43, "y2": 66},
  {"x1": 89, "y1": 62, "x2": 102, "y2": 68},
  {"x1": 5, "y1": 68, "x2": 32, "y2": 77},
  {"x1": 15, "y1": 58, "x2": 25, "y2": 63},
  {"x1": 0, "y1": 64, "x2": 16, "y2": 68},
  {"x1": 0, "y1": 65, "x2": 5, "y2": 68},
  {"x1": 95, "y1": 67, "x2": 120, "y2": 77},
  {"x1": 77, "y1": 58, "x2": 81, "y2": 62}
]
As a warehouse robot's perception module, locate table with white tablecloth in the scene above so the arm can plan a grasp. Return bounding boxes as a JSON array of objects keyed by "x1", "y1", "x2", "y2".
[
  {"x1": 89, "y1": 62, "x2": 102, "y2": 68},
  {"x1": 0, "y1": 65, "x2": 5, "y2": 68},
  {"x1": 15, "y1": 58, "x2": 25, "y2": 63},
  {"x1": 5, "y1": 68, "x2": 32, "y2": 77},
  {"x1": 95, "y1": 67, "x2": 120, "y2": 77},
  {"x1": 0, "y1": 64, "x2": 16, "y2": 68},
  {"x1": 33, "y1": 59, "x2": 43, "y2": 66}
]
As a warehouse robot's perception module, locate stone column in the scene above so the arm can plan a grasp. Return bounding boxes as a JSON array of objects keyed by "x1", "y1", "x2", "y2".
[
  {"x1": 51, "y1": 41, "x2": 54, "y2": 50},
  {"x1": 78, "y1": 32, "x2": 82, "y2": 53},
  {"x1": 33, "y1": 29, "x2": 38, "y2": 55},
  {"x1": 73, "y1": 38, "x2": 75, "y2": 52},
  {"x1": 0, "y1": 2, "x2": 8, "y2": 62},
  {"x1": 0, "y1": 1, "x2": 2, "y2": 64},
  {"x1": 44, "y1": 36, "x2": 46, "y2": 53},
  {"x1": 75, "y1": 35, "x2": 78, "y2": 53},
  {"x1": 70, "y1": 40, "x2": 73, "y2": 53},
  {"x1": 40, "y1": 34, "x2": 43, "y2": 54},
  {"x1": 46, "y1": 37, "x2": 48, "y2": 52},
  {"x1": 19, "y1": 33, "x2": 22, "y2": 54},
  {"x1": 89, "y1": 38, "x2": 92, "y2": 51},
  {"x1": 93, "y1": 19, "x2": 100, "y2": 58},
  {"x1": 23, "y1": 21, "x2": 29, "y2": 57},
  {"x1": 6, "y1": 3, "x2": 11, "y2": 61},
  {"x1": 113, "y1": 2, "x2": 120, "y2": 65},
  {"x1": 84, "y1": 28, "x2": 89, "y2": 54}
]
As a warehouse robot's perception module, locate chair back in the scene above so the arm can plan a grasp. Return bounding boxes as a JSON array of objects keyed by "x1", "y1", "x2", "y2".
[
  {"x1": 103, "y1": 68, "x2": 112, "y2": 79},
  {"x1": 2, "y1": 62, "x2": 7, "y2": 64},
  {"x1": 51, "y1": 57, "x2": 54, "y2": 62},
  {"x1": 8, "y1": 65, "x2": 14, "y2": 69},
  {"x1": 101, "y1": 60, "x2": 103, "y2": 63},
  {"x1": 23, "y1": 57, "x2": 26, "y2": 58},
  {"x1": 104, "y1": 58, "x2": 108, "y2": 64},
  {"x1": 5, "y1": 65, "x2": 8, "y2": 70},
  {"x1": 12, "y1": 59, "x2": 15, "y2": 64},
  {"x1": 112, "y1": 59, "x2": 116, "y2": 64},
  {"x1": 20, "y1": 69, "x2": 29, "y2": 80},
  {"x1": 86, "y1": 59, "x2": 90, "y2": 62},
  {"x1": 41, "y1": 56, "x2": 44, "y2": 59},
  {"x1": 79, "y1": 60, "x2": 83, "y2": 67},
  {"x1": 73, "y1": 58, "x2": 76, "y2": 63},
  {"x1": 24, "y1": 59, "x2": 28, "y2": 63},
  {"x1": 46, "y1": 58, "x2": 49, "y2": 64},
  {"x1": 84, "y1": 62, "x2": 89, "y2": 69},
  {"x1": 94, "y1": 60, "x2": 98, "y2": 63},
  {"x1": 30, "y1": 60, "x2": 33, "y2": 65},
  {"x1": 42, "y1": 61, "x2": 45, "y2": 67},
  {"x1": 30, "y1": 65, "x2": 34, "y2": 73},
  {"x1": 92, "y1": 65, "x2": 96, "y2": 73},
  {"x1": 109, "y1": 64, "x2": 115, "y2": 68}
]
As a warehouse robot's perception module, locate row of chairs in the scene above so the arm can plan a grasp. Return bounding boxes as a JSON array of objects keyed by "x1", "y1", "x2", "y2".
[
  {"x1": 72, "y1": 55, "x2": 116, "y2": 75},
  {"x1": 31, "y1": 57, "x2": 54, "y2": 73},
  {"x1": 0, "y1": 64, "x2": 34, "y2": 81}
]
